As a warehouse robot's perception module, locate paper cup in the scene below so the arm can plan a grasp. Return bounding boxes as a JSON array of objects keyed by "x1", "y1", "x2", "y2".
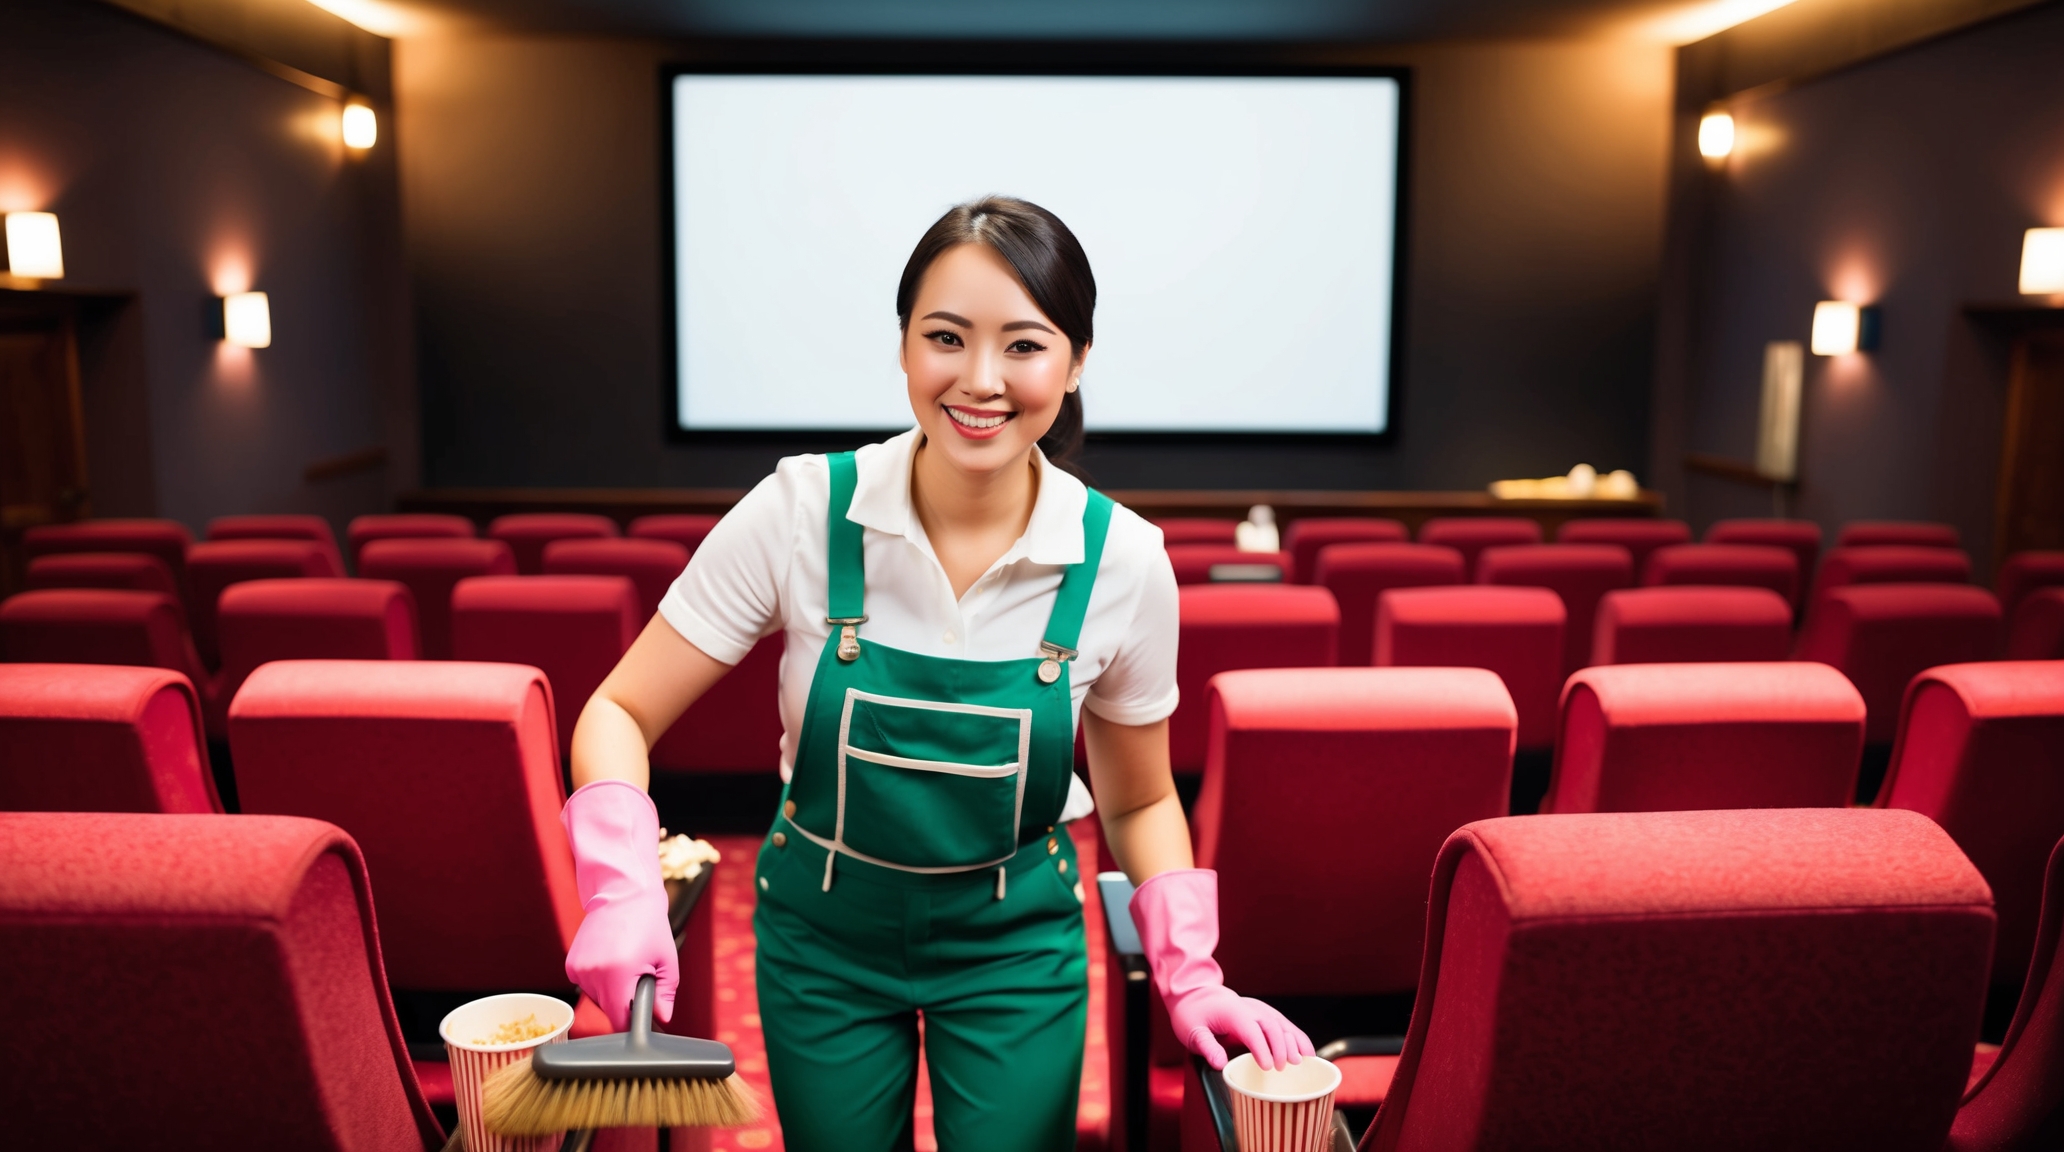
[
  {"x1": 440, "y1": 993, "x2": 576, "y2": 1152},
  {"x1": 1222, "y1": 1052, "x2": 1342, "y2": 1152}
]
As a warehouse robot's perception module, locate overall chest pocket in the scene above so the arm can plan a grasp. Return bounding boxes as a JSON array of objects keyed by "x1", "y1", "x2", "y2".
[{"x1": 838, "y1": 689, "x2": 1032, "y2": 870}]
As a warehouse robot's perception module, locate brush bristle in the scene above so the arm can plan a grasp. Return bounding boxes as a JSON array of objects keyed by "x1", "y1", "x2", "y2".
[{"x1": 482, "y1": 1060, "x2": 762, "y2": 1136}]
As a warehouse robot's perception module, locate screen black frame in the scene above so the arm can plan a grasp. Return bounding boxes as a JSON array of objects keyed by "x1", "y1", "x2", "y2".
[{"x1": 658, "y1": 48, "x2": 1412, "y2": 448}]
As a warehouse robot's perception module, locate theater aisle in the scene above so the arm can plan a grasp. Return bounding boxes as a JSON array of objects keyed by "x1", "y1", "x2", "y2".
[{"x1": 702, "y1": 822, "x2": 1112, "y2": 1152}]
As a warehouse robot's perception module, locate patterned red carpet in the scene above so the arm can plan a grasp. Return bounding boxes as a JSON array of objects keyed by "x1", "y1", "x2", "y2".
[{"x1": 701, "y1": 823, "x2": 1112, "y2": 1152}]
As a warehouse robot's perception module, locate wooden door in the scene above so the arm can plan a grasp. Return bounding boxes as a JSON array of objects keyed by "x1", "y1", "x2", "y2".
[
  {"x1": 1997, "y1": 330, "x2": 2064, "y2": 564},
  {"x1": 0, "y1": 312, "x2": 90, "y2": 595}
]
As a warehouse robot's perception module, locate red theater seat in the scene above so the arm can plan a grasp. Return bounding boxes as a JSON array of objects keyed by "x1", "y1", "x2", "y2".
[
  {"x1": 1282, "y1": 517, "x2": 1408, "y2": 584},
  {"x1": 1556, "y1": 517, "x2": 1691, "y2": 579},
  {"x1": 1642, "y1": 542, "x2": 1800, "y2": 607},
  {"x1": 1811, "y1": 544, "x2": 1974, "y2": 606},
  {"x1": 543, "y1": 536, "x2": 690, "y2": 620},
  {"x1": 1169, "y1": 585, "x2": 1337, "y2": 776},
  {"x1": 1997, "y1": 551, "x2": 2064, "y2": 620},
  {"x1": 22, "y1": 518, "x2": 194, "y2": 607},
  {"x1": 1152, "y1": 518, "x2": 1240, "y2": 546},
  {"x1": 1592, "y1": 586, "x2": 1794, "y2": 664},
  {"x1": 1164, "y1": 543, "x2": 1289, "y2": 585},
  {"x1": 451, "y1": 575, "x2": 639, "y2": 754},
  {"x1": 628, "y1": 513, "x2": 721, "y2": 555},
  {"x1": 1376, "y1": 586, "x2": 1564, "y2": 751},
  {"x1": 187, "y1": 539, "x2": 342, "y2": 667},
  {"x1": 348, "y1": 513, "x2": 476, "y2": 567},
  {"x1": 26, "y1": 551, "x2": 181, "y2": 600},
  {"x1": 1706, "y1": 518, "x2": 1822, "y2": 608},
  {"x1": 1544, "y1": 662, "x2": 1864, "y2": 814},
  {"x1": 0, "y1": 811, "x2": 445, "y2": 1148},
  {"x1": 0, "y1": 590, "x2": 212, "y2": 698},
  {"x1": 1478, "y1": 543, "x2": 1633, "y2": 673},
  {"x1": 1839, "y1": 520, "x2": 1962, "y2": 550},
  {"x1": 358, "y1": 537, "x2": 517, "y2": 660},
  {"x1": 488, "y1": 512, "x2": 619, "y2": 575},
  {"x1": 1356, "y1": 809, "x2": 1994, "y2": 1152},
  {"x1": 2007, "y1": 588, "x2": 2064, "y2": 659},
  {"x1": 213, "y1": 579, "x2": 418, "y2": 735},
  {"x1": 208, "y1": 513, "x2": 345, "y2": 574},
  {"x1": 1315, "y1": 542, "x2": 1465, "y2": 667},
  {"x1": 0, "y1": 664, "x2": 219, "y2": 813},
  {"x1": 1416, "y1": 517, "x2": 1542, "y2": 580},
  {"x1": 1951, "y1": 837, "x2": 2064, "y2": 1152},
  {"x1": 229, "y1": 660, "x2": 586, "y2": 998},
  {"x1": 1795, "y1": 584, "x2": 2004, "y2": 745},
  {"x1": 650, "y1": 633, "x2": 787, "y2": 774},
  {"x1": 1880, "y1": 663, "x2": 2064, "y2": 992}
]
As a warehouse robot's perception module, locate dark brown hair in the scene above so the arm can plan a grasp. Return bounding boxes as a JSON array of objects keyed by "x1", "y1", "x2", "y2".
[{"x1": 896, "y1": 196, "x2": 1093, "y2": 478}]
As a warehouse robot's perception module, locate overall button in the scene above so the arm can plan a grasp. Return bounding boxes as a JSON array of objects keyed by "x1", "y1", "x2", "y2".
[
  {"x1": 783, "y1": 800, "x2": 797, "y2": 819},
  {"x1": 772, "y1": 831, "x2": 787, "y2": 848},
  {"x1": 942, "y1": 630, "x2": 957, "y2": 645},
  {"x1": 759, "y1": 877, "x2": 769, "y2": 891},
  {"x1": 1047, "y1": 837, "x2": 1059, "y2": 855},
  {"x1": 1057, "y1": 858, "x2": 1068, "y2": 874}
]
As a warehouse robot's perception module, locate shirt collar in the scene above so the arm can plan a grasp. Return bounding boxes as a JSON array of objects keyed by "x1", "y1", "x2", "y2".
[{"x1": 847, "y1": 427, "x2": 1087, "y2": 566}]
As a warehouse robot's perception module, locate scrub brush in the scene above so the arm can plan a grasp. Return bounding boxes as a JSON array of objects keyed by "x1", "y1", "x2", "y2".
[{"x1": 482, "y1": 974, "x2": 760, "y2": 1136}]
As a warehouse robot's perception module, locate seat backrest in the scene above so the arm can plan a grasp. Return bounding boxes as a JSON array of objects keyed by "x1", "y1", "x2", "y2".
[
  {"x1": 0, "y1": 664, "x2": 219, "y2": 813},
  {"x1": 1364, "y1": 808, "x2": 1995, "y2": 1152},
  {"x1": 487, "y1": 512, "x2": 619, "y2": 575},
  {"x1": 1794, "y1": 584, "x2": 2004, "y2": 744},
  {"x1": 1477, "y1": 543, "x2": 1633, "y2": 673},
  {"x1": 229, "y1": 660, "x2": 582, "y2": 990},
  {"x1": 1151, "y1": 517, "x2": 1240, "y2": 546},
  {"x1": 1591, "y1": 585, "x2": 1794, "y2": 664},
  {"x1": 1811, "y1": 544, "x2": 1973, "y2": 606},
  {"x1": 0, "y1": 589, "x2": 208, "y2": 686},
  {"x1": 1546, "y1": 662, "x2": 1864, "y2": 814},
  {"x1": 0, "y1": 811, "x2": 441, "y2": 1149},
  {"x1": 358, "y1": 537, "x2": 518, "y2": 660},
  {"x1": 214, "y1": 579, "x2": 418, "y2": 731},
  {"x1": 1951, "y1": 836, "x2": 2064, "y2": 1152},
  {"x1": 1170, "y1": 585, "x2": 1338, "y2": 774},
  {"x1": 1997, "y1": 551, "x2": 2064, "y2": 622},
  {"x1": 1282, "y1": 517, "x2": 1409, "y2": 584},
  {"x1": 1416, "y1": 517, "x2": 1543, "y2": 580},
  {"x1": 187, "y1": 539, "x2": 343, "y2": 666},
  {"x1": 542, "y1": 536, "x2": 690, "y2": 620},
  {"x1": 1707, "y1": 517, "x2": 1822, "y2": 588},
  {"x1": 1838, "y1": 520, "x2": 1962, "y2": 550},
  {"x1": 1555, "y1": 517, "x2": 1691, "y2": 580},
  {"x1": 628, "y1": 513, "x2": 721, "y2": 554},
  {"x1": 1314, "y1": 542, "x2": 1466, "y2": 667},
  {"x1": 1881, "y1": 662, "x2": 2064, "y2": 989},
  {"x1": 451, "y1": 575, "x2": 639, "y2": 754},
  {"x1": 2007, "y1": 588, "x2": 2064, "y2": 659},
  {"x1": 26, "y1": 551, "x2": 181, "y2": 599},
  {"x1": 1376, "y1": 585, "x2": 1565, "y2": 750},
  {"x1": 1197, "y1": 667, "x2": 1513, "y2": 997},
  {"x1": 1642, "y1": 542, "x2": 1801, "y2": 608},
  {"x1": 21, "y1": 519, "x2": 195, "y2": 604},
  {"x1": 208, "y1": 514, "x2": 346, "y2": 574},
  {"x1": 1164, "y1": 543, "x2": 1289, "y2": 585},
  {"x1": 347, "y1": 513, "x2": 476, "y2": 567}
]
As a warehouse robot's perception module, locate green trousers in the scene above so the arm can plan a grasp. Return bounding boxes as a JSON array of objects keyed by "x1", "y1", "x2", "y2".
[{"x1": 753, "y1": 825, "x2": 1088, "y2": 1152}]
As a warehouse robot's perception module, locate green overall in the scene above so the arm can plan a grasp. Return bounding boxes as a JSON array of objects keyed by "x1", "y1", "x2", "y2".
[{"x1": 753, "y1": 451, "x2": 1112, "y2": 1152}]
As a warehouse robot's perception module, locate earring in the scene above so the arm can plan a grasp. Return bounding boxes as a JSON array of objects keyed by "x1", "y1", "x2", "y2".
[{"x1": 1067, "y1": 378, "x2": 1080, "y2": 393}]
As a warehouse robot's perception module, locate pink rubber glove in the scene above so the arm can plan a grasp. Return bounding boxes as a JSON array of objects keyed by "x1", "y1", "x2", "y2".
[
  {"x1": 1131, "y1": 868, "x2": 1314, "y2": 1071},
  {"x1": 562, "y1": 780, "x2": 678, "y2": 1032}
]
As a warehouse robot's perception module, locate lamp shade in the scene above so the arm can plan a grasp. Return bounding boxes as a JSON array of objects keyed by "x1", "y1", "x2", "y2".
[
  {"x1": 223, "y1": 292, "x2": 272, "y2": 348},
  {"x1": 1698, "y1": 112, "x2": 1735, "y2": 159},
  {"x1": 5, "y1": 212, "x2": 64, "y2": 279},
  {"x1": 342, "y1": 104, "x2": 377, "y2": 150},
  {"x1": 2021, "y1": 228, "x2": 2064, "y2": 294}
]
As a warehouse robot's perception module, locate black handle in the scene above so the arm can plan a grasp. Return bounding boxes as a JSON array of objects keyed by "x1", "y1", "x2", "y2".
[{"x1": 629, "y1": 973, "x2": 656, "y2": 1046}]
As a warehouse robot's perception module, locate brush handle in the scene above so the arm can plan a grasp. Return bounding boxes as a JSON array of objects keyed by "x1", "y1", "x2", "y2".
[{"x1": 630, "y1": 972, "x2": 656, "y2": 1047}]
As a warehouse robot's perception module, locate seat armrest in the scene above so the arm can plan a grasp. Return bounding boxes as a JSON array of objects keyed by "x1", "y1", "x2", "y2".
[
  {"x1": 665, "y1": 864, "x2": 715, "y2": 945},
  {"x1": 1194, "y1": 1053, "x2": 1241, "y2": 1151},
  {"x1": 1099, "y1": 872, "x2": 1153, "y2": 1152},
  {"x1": 1099, "y1": 871, "x2": 1143, "y2": 961},
  {"x1": 1316, "y1": 1035, "x2": 1405, "y2": 1060}
]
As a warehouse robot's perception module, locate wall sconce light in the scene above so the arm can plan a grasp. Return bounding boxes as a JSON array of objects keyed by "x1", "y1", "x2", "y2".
[
  {"x1": 4, "y1": 211, "x2": 65, "y2": 279},
  {"x1": 2021, "y1": 228, "x2": 2064, "y2": 294},
  {"x1": 342, "y1": 103, "x2": 378, "y2": 150},
  {"x1": 1698, "y1": 111, "x2": 1736, "y2": 160},
  {"x1": 1810, "y1": 300, "x2": 1880, "y2": 355},
  {"x1": 222, "y1": 291, "x2": 272, "y2": 348}
]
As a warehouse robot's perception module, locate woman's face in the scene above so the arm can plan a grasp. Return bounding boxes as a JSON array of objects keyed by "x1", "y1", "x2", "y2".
[{"x1": 901, "y1": 242, "x2": 1083, "y2": 478}]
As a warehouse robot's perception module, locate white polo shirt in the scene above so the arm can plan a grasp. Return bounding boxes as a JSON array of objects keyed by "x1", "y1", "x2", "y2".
[{"x1": 659, "y1": 428, "x2": 1180, "y2": 821}]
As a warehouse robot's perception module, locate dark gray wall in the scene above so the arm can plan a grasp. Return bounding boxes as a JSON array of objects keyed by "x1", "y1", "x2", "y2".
[
  {"x1": 397, "y1": 34, "x2": 1672, "y2": 491},
  {"x1": 1, "y1": 0, "x2": 415, "y2": 535},
  {"x1": 1656, "y1": 0, "x2": 2064, "y2": 570}
]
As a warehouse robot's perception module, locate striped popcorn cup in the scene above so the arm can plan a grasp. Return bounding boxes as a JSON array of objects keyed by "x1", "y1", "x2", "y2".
[
  {"x1": 1222, "y1": 1052, "x2": 1342, "y2": 1152},
  {"x1": 439, "y1": 993, "x2": 576, "y2": 1152}
]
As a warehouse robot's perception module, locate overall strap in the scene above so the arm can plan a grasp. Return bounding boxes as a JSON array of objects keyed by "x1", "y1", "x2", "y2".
[
  {"x1": 825, "y1": 452, "x2": 866, "y2": 622},
  {"x1": 1041, "y1": 489, "x2": 1115, "y2": 657}
]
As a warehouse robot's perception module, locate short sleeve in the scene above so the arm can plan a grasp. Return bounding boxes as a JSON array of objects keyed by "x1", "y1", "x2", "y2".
[
  {"x1": 1083, "y1": 544, "x2": 1180, "y2": 726},
  {"x1": 657, "y1": 463, "x2": 806, "y2": 665}
]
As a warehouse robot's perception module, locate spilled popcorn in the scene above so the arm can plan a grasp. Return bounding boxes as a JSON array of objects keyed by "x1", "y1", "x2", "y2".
[
  {"x1": 657, "y1": 830, "x2": 721, "y2": 881},
  {"x1": 475, "y1": 1014, "x2": 555, "y2": 1045}
]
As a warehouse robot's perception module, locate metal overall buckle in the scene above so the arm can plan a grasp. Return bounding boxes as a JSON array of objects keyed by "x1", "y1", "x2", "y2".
[
  {"x1": 1037, "y1": 640, "x2": 1076, "y2": 684},
  {"x1": 828, "y1": 615, "x2": 867, "y2": 662}
]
